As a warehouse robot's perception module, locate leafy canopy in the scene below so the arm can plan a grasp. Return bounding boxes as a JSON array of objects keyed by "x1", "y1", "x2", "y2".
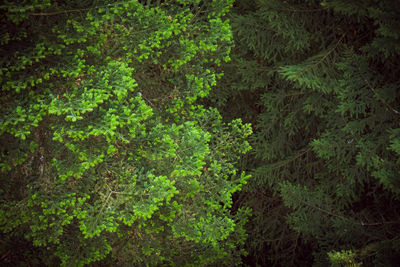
[{"x1": 0, "y1": 0, "x2": 252, "y2": 266}]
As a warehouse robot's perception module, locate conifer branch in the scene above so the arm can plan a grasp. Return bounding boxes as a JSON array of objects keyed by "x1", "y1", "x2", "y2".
[
  {"x1": 292, "y1": 194, "x2": 348, "y2": 221},
  {"x1": 259, "y1": 1, "x2": 325, "y2": 13},
  {"x1": 270, "y1": 147, "x2": 312, "y2": 170},
  {"x1": 289, "y1": 191, "x2": 400, "y2": 227},
  {"x1": 293, "y1": 33, "x2": 346, "y2": 81},
  {"x1": 283, "y1": 91, "x2": 307, "y2": 97},
  {"x1": 362, "y1": 77, "x2": 399, "y2": 115},
  {"x1": 265, "y1": 6, "x2": 325, "y2": 13}
]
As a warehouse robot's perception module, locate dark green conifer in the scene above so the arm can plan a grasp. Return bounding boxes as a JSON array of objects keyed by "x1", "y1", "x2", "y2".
[{"x1": 212, "y1": 0, "x2": 400, "y2": 265}]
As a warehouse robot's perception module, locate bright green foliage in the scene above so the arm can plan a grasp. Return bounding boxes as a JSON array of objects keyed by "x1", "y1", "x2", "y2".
[
  {"x1": 212, "y1": 0, "x2": 400, "y2": 265},
  {"x1": 0, "y1": 0, "x2": 251, "y2": 265},
  {"x1": 328, "y1": 250, "x2": 359, "y2": 267}
]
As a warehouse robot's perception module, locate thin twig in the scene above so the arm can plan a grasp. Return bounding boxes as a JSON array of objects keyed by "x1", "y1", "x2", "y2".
[
  {"x1": 28, "y1": 3, "x2": 124, "y2": 16},
  {"x1": 29, "y1": 8, "x2": 91, "y2": 16},
  {"x1": 362, "y1": 77, "x2": 399, "y2": 115},
  {"x1": 291, "y1": 33, "x2": 346, "y2": 81},
  {"x1": 289, "y1": 190, "x2": 400, "y2": 227},
  {"x1": 290, "y1": 232, "x2": 300, "y2": 266},
  {"x1": 361, "y1": 220, "x2": 400, "y2": 226},
  {"x1": 267, "y1": 7, "x2": 325, "y2": 13},
  {"x1": 0, "y1": 250, "x2": 11, "y2": 261},
  {"x1": 269, "y1": 147, "x2": 312, "y2": 170}
]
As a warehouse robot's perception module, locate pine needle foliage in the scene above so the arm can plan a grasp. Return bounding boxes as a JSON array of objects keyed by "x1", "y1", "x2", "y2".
[{"x1": 211, "y1": 0, "x2": 400, "y2": 265}]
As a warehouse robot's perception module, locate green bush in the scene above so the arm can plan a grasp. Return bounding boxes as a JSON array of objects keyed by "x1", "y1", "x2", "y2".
[{"x1": 0, "y1": 0, "x2": 251, "y2": 265}]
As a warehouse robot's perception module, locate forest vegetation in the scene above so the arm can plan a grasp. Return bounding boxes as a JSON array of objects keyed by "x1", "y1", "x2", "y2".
[{"x1": 1, "y1": 0, "x2": 399, "y2": 266}]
